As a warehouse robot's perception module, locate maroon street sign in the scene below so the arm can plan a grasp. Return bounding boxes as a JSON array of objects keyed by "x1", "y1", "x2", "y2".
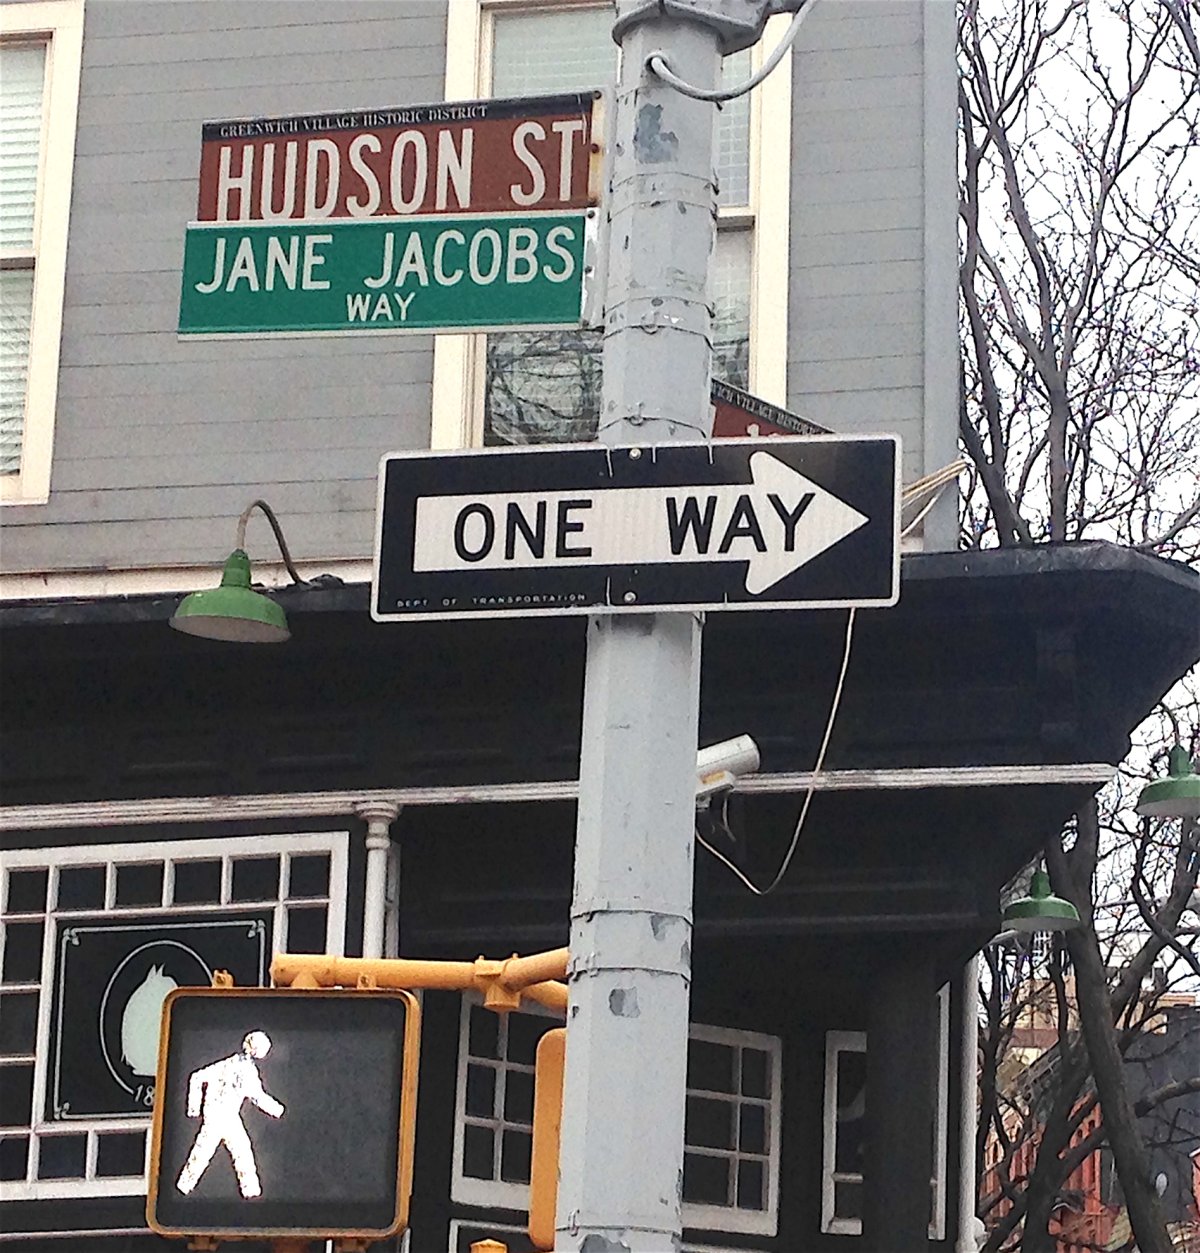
[
  {"x1": 711, "y1": 379, "x2": 831, "y2": 439},
  {"x1": 196, "y1": 92, "x2": 603, "y2": 224}
]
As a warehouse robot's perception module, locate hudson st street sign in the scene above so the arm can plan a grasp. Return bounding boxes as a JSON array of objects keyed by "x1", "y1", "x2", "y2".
[
  {"x1": 372, "y1": 436, "x2": 900, "y2": 621},
  {"x1": 178, "y1": 92, "x2": 602, "y2": 336}
]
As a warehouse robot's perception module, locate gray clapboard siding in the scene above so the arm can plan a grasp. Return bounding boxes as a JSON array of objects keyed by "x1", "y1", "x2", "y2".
[
  {"x1": 2, "y1": 0, "x2": 449, "y2": 574},
  {"x1": 88, "y1": 1, "x2": 446, "y2": 40},
  {"x1": 3, "y1": 0, "x2": 959, "y2": 574},
  {"x1": 788, "y1": 0, "x2": 957, "y2": 549},
  {"x1": 10, "y1": 508, "x2": 379, "y2": 570}
]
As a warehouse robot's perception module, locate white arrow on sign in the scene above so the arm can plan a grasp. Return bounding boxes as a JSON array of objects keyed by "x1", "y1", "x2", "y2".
[{"x1": 412, "y1": 450, "x2": 870, "y2": 595}]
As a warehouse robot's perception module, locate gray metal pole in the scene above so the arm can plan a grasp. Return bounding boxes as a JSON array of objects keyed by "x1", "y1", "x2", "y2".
[{"x1": 555, "y1": 7, "x2": 722, "y2": 1251}]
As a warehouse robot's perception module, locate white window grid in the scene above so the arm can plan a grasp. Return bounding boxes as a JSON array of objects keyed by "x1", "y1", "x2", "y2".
[
  {"x1": 452, "y1": 997, "x2": 781, "y2": 1236},
  {"x1": 448, "y1": 1217, "x2": 765, "y2": 1253},
  {"x1": 434, "y1": 0, "x2": 784, "y2": 451},
  {"x1": 820, "y1": 983, "x2": 950, "y2": 1238},
  {"x1": 0, "y1": 831, "x2": 349, "y2": 1202}
]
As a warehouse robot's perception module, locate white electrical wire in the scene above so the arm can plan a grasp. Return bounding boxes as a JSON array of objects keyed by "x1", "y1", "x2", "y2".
[
  {"x1": 696, "y1": 457, "x2": 966, "y2": 890},
  {"x1": 697, "y1": 604, "x2": 856, "y2": 895},
  {"x1": 646, "y1": 0, "x2": 820, "y2": 104}
]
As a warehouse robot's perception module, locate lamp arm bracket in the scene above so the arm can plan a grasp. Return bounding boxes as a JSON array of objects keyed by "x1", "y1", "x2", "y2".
[{"x1": 236, "y1": 499, "x2": 306, "y2": 586}]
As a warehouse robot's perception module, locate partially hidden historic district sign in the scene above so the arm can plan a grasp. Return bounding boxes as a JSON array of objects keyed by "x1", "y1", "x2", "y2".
[
  {"x1": 179, "y1": 93, "x2": 603, "y2": 336},
  {"x1": 710, "y1": 379, "x2": 831, "y2": 439},
  {"x1": 372, "y1": 435, "x2": 900, "y2": 621}
]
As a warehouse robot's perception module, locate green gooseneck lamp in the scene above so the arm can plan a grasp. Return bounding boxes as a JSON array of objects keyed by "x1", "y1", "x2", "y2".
[
  {"x1": 1001, "y1": 867, "x2": 1082, "y2": 933},
  {"x1": 170, "y1": 500, "x2": 301, "y2": 644},
  {"x1": 1136, "y1": 745, "x2": 1200, "y2": 820}
]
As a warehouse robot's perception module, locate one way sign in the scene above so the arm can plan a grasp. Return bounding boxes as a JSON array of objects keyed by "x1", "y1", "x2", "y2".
[{"x1": 372, "y1": 435, "x2": 899, "y2": 621}]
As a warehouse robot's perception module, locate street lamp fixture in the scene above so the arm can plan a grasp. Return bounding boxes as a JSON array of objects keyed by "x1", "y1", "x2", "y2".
[
  {"x1": 1135, "y1": 745, "x2": 1200, "y2": 820},
  {"x1": 170, "y1": 500, "x2": 301, "y2": 644},
  {"x1": 1001, "y1": 867, "x2": 1082, "y2": 933}
]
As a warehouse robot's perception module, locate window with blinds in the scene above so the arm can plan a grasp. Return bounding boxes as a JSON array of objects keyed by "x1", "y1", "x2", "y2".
[
  {"x1": 0, "y1": 0, "x2": 82, "y2": 505},
  {"x1": 0, "y1": 41, "x2": 46, "y2": 478},
  {"x1": 482, "y1": 4, "x2": 754, "y2": 446}
]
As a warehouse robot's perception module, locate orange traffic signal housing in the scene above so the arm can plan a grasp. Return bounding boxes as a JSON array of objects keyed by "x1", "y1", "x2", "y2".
[{"x1": 529, "y1": 1027, "x2": 566, "y2": 1251}]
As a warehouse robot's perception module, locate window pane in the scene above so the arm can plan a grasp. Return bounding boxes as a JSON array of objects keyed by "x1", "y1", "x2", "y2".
[
  {"x1": 0, "y1": 268, "x2": 35, "y2": 476},
  {"x1": 741, "y1": 1046, "x2": 769, "y2": 1099},
  {"x1": 231, "y1": 856, "x2": 279, "y2": 903},
  {"x1": 683, "y1": 1150, "x2": 730, "y2": 1205},
  {"x1": 739, "y1": 1101, "x2": 766, "y2": 1154},
  {"x1": 716, "y1": 49, "x2": 752, "y2": 205},
  {"x1": 737, "y1": 1157, "x2": 766, "y2": 1210},
  {"x1": 688, "y1": 1037, "x2": 734, "y2": 1094},
  {"x1": 115, "y1": 863, "x2": 163, "y2": 908},
  {"x1": 491, "y1": 9, "x2": 750, "y2": 207},
  {"x1": 287, "y1": 853, "x2": 330, "y2": 899},
  {"x1": 4, "y1": 868, "x2": 47, "y2": 915},
  {"x1": 483, "y1": 231, "x2": 750, "y2": 442},
  {"x1": 712, "y1": 228, "x2": 751, "y2": 389},
  {"x1": 1, "y1": 920, "x2": 43, "y2": 983},
  {"x1": 96, "y1": 1129, "x2": 146, "y2": 1178},
  {"x1": 500, "y1": 1127, "x2": 532, "y2": 1183},
  {"x1": 506, "y1": 1010, "x2": 548, "y2": 1066},
  {"x1": 686, "y1": 1094, "x2": 733, "y2": 1150},
  {"x1": 0, "y1": 1063, "x2": 34, "y2": 1126},
  {"x1": 37, "y1": 1132, "x2": 87, "y2": 1180},
  {"x1": 491, "y1": 8, "x2": 615, "y2": 97},
  {"x1": 485, "y1": 327, "x2": 601, "y2": 445},
  {"x1": 56, "y1": 865, "x2": 105, "y2": 911},
  {"x1": 503, "y1": 1069, "x2": 534, "y2": 1125},
  {"x1": 465, "y1": 1063, "x2": 496, "y2": 1118},
  {"x1": 0, "y1": 991, "x2": 38, "y2": 1055},
  {"x1": 285, "y1": 905, "x2": 327, "y2": 954},
  {"x1": 0, "y1": 42, "x2": 45, "y2": 251},
  {"x1": 171, "y1": 859, "x2": 222, "y2": 905},
  {"x1": 462, "y1": 1122, "x2": 494, "y2": 1179},
  {"x1": 0, "y1": 1135, "x2": 28, "y2": 1182},
  {"x1": 484, "y1": 5, "x2": 754, "y2": 447},
  {"x1": 468, "y1": 1003, "x2": 499, "y2": 1059}
]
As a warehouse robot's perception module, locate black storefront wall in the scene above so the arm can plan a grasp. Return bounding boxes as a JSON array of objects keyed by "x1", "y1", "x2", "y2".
[{"x1": 2, "y1": 542, "x2": 1198, "y2": 1251}]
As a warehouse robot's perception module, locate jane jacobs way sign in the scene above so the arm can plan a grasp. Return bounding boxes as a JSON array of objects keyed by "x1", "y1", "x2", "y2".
[
  {"x1": 372, "y1": 436, "x2": 900, "y2": 621},
  {"x1": 178, "y1": 92, "x2": 603, "y2": 336}
]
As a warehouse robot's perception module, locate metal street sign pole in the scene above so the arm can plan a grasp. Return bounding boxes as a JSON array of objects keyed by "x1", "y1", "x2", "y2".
[{"x1": 556, "y1": 6, "x2": 724, "y2": 1250}]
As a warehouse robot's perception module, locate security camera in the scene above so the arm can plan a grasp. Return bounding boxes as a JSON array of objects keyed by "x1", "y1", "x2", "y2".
[{"x1": 696, "y1": 735, "x2": 760, "y2": 805}]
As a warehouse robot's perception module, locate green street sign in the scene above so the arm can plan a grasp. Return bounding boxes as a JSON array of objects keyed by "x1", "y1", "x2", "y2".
[{"x1": 178, "y1": 212, "x2": 591, "y2": 337}]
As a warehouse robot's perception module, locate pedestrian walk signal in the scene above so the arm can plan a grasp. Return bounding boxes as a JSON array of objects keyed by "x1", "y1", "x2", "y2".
[{"x1": 147, "y1": 986, "x2": 420, "y2": 1241}]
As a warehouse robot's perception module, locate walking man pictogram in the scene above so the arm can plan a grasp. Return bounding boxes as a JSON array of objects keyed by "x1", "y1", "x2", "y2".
[{"x1": 176, "y1": 1030, "x2": 284, "y2": 1198}]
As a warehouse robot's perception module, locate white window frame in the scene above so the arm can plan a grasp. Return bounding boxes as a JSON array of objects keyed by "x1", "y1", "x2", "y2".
[
  {"x1": 452, "y1": 997, "x2": 782, "y2": 1236},
  {"x1": 448, "y1": 1212, "x2": 761, "y2": 1253},
  {"x1": 447, "y1": 1217, "x2": 766, "y2": 1253},
  {"x1": 432, "y1": 0, "x2": 791, "y2": 450},
  {"x1": 820, "y1": 983, "x2": 950, "y2": 1238},
  {"x1": 0, "y1": 0, "x2": 83, "y2": 506},
  {"x1": 0, "y1": 831, "x2": 349, "y2": 1203}
]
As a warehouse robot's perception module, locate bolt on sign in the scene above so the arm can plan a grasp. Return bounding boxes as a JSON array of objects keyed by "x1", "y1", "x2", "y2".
[
  {"x1": 178, "y1": 93, "x2": 604, "y2": 337},
  {"x1": 147, "y1": 987, "x2": 420, "y2": 1242}
]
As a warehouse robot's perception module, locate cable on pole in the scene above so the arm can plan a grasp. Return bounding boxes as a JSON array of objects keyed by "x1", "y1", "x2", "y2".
[{"x1": 645, "y1": 0, "x2": 819, "y2": 103}]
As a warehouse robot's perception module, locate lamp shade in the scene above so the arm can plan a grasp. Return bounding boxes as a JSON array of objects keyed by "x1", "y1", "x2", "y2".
[
  {"x1": 169, "y1": 549, "x2": 290, "y2": 644},
  {"x1": 1001, "y1": 868, "x2": 1081, "y2": 933},
  {"x1": 1136, "y1": 745, "x2": 1200, "y2": 820}
]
